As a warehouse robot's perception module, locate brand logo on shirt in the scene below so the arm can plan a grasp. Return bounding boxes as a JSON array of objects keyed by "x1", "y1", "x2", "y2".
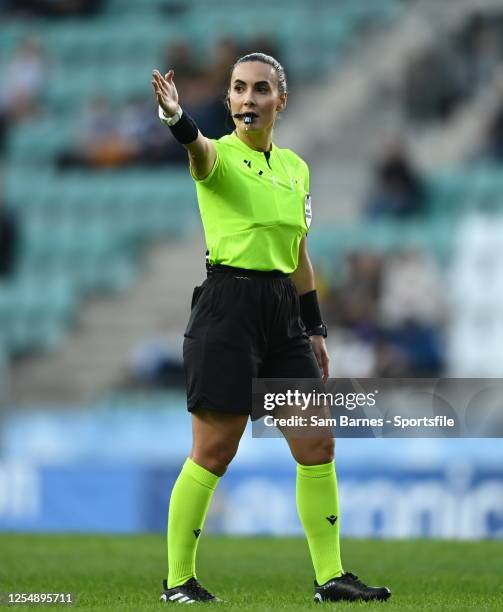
[
  {"x1": 243, "y1": 158, "x2": 264, "y2": 177},
  {"x1": 305, "y1": 194, "x2": 312, "y2": 228},
  {"x1": 242, "y1": 158, "x2": 301, "y2": 193}
]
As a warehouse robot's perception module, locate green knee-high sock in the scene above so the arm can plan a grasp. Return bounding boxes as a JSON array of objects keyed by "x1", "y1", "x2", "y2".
[
  {"x1": 167, "y1": 457, "x2": 220, "y2": 588},
  {"x1": 296, "y1": 461, "x2": 343, "y2": 585}
]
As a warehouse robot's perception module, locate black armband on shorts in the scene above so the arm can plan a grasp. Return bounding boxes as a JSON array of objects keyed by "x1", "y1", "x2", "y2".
[
  {"x1": 169, "y1": 110, "x2": 199, "y2": 144},
  {"x1": 299, "y1": 290, "x2": 327, "y2": 337}
]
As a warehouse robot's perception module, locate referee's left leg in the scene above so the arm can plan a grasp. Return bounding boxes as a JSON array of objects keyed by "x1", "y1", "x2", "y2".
[{"x1": 286, "y1": 434, "x2": 344, "y2": 586}]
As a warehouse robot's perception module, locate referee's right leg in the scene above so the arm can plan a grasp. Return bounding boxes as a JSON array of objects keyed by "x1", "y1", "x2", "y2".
[
  {"x1": 191, "y1": 409, "x2": 248, "y2": 476},
  {"x1": 166, "y1": 410, "x2": 248, "y2": 589}
]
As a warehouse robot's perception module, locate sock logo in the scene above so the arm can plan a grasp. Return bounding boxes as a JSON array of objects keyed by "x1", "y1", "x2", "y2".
[
  {"x1": 193, "y1": 529, "x2": 201, "y2": 539},
  {"x1": 326, "y1": 515, "x2": 338, "y2": 526}
]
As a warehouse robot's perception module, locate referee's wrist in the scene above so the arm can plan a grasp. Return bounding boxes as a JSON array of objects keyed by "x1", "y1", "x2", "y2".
[
  {"x1": 299, "y1": 289, "x2": 326, "y2": 336},
  {"x1": 158, "y1": 105, "x2": 199, "y2": 144},
  {"x1": 158, "y1": 104, "x2": 183, "y2": 126},
  {"x1": 306, "y1": 323, "x2": 328, "y2": 338}
]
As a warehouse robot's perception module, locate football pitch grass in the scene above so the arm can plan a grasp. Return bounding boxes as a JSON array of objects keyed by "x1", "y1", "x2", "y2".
[{"x1": 2, "y1": 535, "x2": 502, "y2": 611}]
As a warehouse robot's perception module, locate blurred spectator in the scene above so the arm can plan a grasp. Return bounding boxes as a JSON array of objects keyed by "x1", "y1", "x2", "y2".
[
  {"x1": 0, "y1": 180, "x2": 20, "y2": 280},
  {"x1": 204, "y1": 37, "x2": 242, "y2": 95},
  {"x1": 246, "y1": 34, "x2": 281, "y2": 63},
  {"x1": 375, "y1": 249, "x2": 445, "y2": 376},
  {"x1": 57, "y1": 95, "x2": 136, "y2": 169},
  {"x1": 323, "y1": 247, "x2": 445, "y2": 377},
  {"x1": 124, "y1": 337, "x2": 185, "y2": 389},
  {"x1": 57, "y1": 95, "x2": 190, "y2": 169},
  {"x1": 328, "y1": 330, "x2": 376, "y2": 377},
  {"x1": 325, "y1": 252, "x2": 383, "y2": 339},
  {"x1": 3, "y1": 0, "x2": 102, "y2": 17},
  {"x1": 118, "y1": 95, "x2": 187, "y2": 166},
  {"x1": 0, "y1": 111, "x2": 7, "y2": 157},
  {"x1": 378, "y1": 249, "x2": 445, "y2": 326},
  {"x1": 0, "y1": 35, "x2": 48, "y2": 124},
  {"x1": 162, "y1": 40, "x2": 211, "y2": 109},
  {"x1": 483, "y1": 94, "x2": 503, "y2": 162},
  {"x1": 365, "y1": 139, "x2": 426, "y2": 218},
  {"x1": 403, "y1": 45, "x2": 466, "y2": 124},
  {"x1": 456, "y1": 12, "x2": 503, "y2": 91},
  {"x1": 402, "y1": 11, "x2": 503, "y2": 125},
  {"x1": 373, "y1": 336, "x2": 410, "y2": 377},
  {"x1": 376, "y1": 320, "x2": 444, "y2": 377}
]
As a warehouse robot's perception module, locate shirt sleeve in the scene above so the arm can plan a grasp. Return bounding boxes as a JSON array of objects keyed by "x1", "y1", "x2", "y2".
[{"x1": 189, "y1": 139, "x2": 226, "y2": 187}]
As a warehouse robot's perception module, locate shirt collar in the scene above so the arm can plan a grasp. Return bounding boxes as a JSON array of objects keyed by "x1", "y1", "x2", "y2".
[{"x1": 231, "y1": 131, "x2": 274, "y2": 155}]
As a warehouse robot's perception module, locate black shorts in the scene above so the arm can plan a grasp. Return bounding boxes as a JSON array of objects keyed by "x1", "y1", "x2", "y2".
[{"x1": 183, "y1": 264, "x2": 321, "y2": 417}]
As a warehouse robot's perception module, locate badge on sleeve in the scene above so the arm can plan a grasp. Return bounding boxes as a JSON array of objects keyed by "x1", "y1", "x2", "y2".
[{"x1": 304, "y1": 193, "x2": 312, "y2": 229}]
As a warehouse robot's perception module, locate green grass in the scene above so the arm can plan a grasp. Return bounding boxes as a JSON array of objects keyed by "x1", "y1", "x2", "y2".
[{"x1": 1, "y1": 535, "x2": 502, "y2": 610}]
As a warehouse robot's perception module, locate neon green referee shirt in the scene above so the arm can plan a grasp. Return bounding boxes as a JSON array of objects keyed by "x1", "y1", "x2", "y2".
[{"x1": 190, "y1": 131, "x2": 312, "y2": 274}]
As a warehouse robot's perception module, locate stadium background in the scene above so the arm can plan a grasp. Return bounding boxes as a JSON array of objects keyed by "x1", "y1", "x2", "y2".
[{"x1": 1, "y1": 0, "x2": 503, "y2": 549}]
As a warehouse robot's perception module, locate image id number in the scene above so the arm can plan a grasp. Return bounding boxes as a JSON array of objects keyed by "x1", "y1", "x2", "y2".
[{"x1": 2, "y1": 593, "x2": 74, "y2": 604}]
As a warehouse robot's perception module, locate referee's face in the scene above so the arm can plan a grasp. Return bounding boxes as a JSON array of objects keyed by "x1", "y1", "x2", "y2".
[{"x1": 229, "y1": 61, "x2": 287, "y2": 132}]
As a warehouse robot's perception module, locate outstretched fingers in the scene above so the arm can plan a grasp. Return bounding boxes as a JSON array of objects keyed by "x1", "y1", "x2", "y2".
[
  {"x1": 152, "y1": 70, "x2": 165, "y2": 87},
  {"x1": 152, "y1": 70, "x2": 166, "y2": 89},
  {"x1": 151, "y1": 68, "x2": 177, "y2": 113},
  {"x1": 151, "y1": 80, "x2": 164, "y2": 102}
]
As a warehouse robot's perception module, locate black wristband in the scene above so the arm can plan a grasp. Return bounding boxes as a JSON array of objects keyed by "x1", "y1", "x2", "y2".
[
  {"x1": 169, "y1": 110, "x2": 199, "y2": 144},
  {"x1": 299, "y1": 289, "x2": 324, "y2": 331}
]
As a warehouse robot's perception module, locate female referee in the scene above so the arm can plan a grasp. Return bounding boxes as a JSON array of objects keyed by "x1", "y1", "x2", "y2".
[{"x1": 152, "y1": 53, "x2": 390, "y2": 605}]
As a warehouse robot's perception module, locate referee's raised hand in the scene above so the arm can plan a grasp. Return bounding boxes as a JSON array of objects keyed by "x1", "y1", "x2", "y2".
[{"x1": 152, "y1": 68, "x2": 179, "y2": 117}]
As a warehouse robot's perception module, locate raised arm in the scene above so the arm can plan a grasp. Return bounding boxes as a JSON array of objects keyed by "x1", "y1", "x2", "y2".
[{"x1": 151, "y1": 69, "x2": 216, "y2": 180}]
